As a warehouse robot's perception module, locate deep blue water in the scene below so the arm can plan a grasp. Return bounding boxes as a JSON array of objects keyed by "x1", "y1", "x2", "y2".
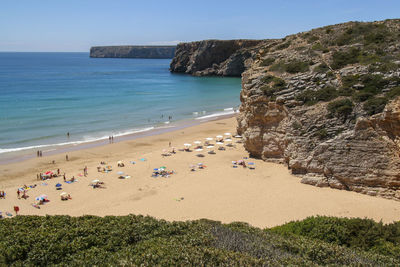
[{"x1": 0, "y1": 52, "x2": 241, "y2": 157}]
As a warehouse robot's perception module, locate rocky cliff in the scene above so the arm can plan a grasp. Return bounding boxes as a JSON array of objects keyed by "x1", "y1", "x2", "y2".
[
  {"x1": 236, "y1": 19, "x2": 400, "y2": 200},
  {"x1": 170, "y1": 40, "x2": 264, "y2": 76},
  {"x1": 90, "y1": 46, "x2": 176, "y2": 59}
]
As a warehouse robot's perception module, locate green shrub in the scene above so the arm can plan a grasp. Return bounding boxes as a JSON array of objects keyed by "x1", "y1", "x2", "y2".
[
  {"x1": 327, "y1": 99, "x2": 354, "y2": 118},
  {"x1": 363, "y1": 97, "x2": 388, "y2": 115},
  {"x1": 276, "y1": 41, "x2": 291, "y2": 49},
  {"x1": 295, "y1": 86, "x2": 338, "y2": 105},
  {"x1": 331, "y1": 48, "x2": 361, "y2": 69},
  {"x1": 314, "y1": 63, "x2": 330, "y2": 73},
  {"x1": 269, "y1": 61, "x2": 286, "y2": 72},
  {"x1": 270, "y1": 216, "x2": 400, "y2": 260},
  {"x1": 335, "y1": 23, "x2": 390, "y2": 46},
  {"x1": 311, "y1": 42, "x2": 328, "y2": 53},
  {"x1": 285, "y1": 60, "x2": 310, "y2": 74},
  {"x1": 386, "y1": 87, "x2": 400, "y2": 99},
  {"x1": 260, "y1": 86, "x2": 277, "y2": 97},
  {"x1": 260, "y1": 57, "x2": 275, "y2": 66},
  {"x1": 1, "y1": 215, "x2": 399, "y2": 265},
  {"x1": 317, "y1": 128, "x2": 328, "y2": 139},
  {"x1": 270, "y1": 60, "x2": 310, "y2": 74},
  {"x1": 353, "y1": 91, "x2": 375, "y2": 102}
]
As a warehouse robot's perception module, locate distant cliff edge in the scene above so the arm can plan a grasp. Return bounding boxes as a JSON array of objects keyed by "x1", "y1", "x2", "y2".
[
  {"x1": 170, "y1": 40, "x2": 265, "y2": 77},
  {"x1": 90, "y1": 46, "x2": 176, "y2": 59}
]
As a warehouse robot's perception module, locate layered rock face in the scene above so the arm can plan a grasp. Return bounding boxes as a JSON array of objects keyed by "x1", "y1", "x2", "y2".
[
  {"x1": 90, "y1": 46, "x2": 176, "y2": 59},
  {"x1": 170, "y1": 40, "x2": 264, "y2": 76},
  {"x1": 237, "y1": 19, "x2": 400, "y2": 200}
]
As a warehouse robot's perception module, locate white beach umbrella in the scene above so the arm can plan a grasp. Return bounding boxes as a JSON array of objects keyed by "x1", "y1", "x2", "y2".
[
  {"x1": 206, "y1": 145, "x2": 214, "y2": 149},
  {"x1": 184, "y1": 143, "x2": 192, "y2": 147},
  {"x1": 234, "y1": 135, "x2": 242, "y2": 138},
  {"x1": 60, "y1": 192, "x2": 68, "y2": 196},
  {"x1": 206, "y1": 137, "x2": 213, "y2": 141},
  {"x1": 91, "y1": 179, "x2": 100, "y2": 183},
  {"x1": 224, "y1": 133, "x2": 231, "y2": 136},
  {"x1": 195, "y1": 148, "x2": 203, "y2": 152},
  {"x1": 225, "y1": 139, "x2": 232, "y2": 142},
  {"x1": 216, "y1": 135, "x2": 223, "y2": 138},
  {"x1": 216, "y1": 142, "x2": 224, "y2": 145},
  {"x1": 194, "y1": 141, "x2": 202, "y2": 144}
]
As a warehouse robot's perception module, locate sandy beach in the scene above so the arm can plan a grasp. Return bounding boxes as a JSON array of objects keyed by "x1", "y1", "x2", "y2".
[{"x1": 0, "y1": 116, "x2": 399, "y2": 228}]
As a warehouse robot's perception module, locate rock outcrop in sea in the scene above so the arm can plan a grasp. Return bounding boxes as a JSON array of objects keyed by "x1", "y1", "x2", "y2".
[
  {"x1": 90, "y1": 46, "x2": 176, "y2": 59},
  {"x1": 172, "y1": 19, "x2": 400, "y2": 200},
  {"x1": 170, "y1": 40, "x2": 264, "y2": 76}
]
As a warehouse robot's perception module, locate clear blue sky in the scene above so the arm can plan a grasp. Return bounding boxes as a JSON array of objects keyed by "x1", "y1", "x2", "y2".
[{"x1": 0, "y1": 0, "x2": 399, "y2": 52}]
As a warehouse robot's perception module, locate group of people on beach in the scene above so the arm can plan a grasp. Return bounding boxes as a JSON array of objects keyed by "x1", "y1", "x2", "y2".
[
  {"x1": 36, "y1": 150, "x2": 43, "y2": 157},
  {"x1": 0, "y1": 191, "x2": 5, "y2": 199},
  {"x1": 108, "y1": 136, "x2": 114, "y2": 144}
]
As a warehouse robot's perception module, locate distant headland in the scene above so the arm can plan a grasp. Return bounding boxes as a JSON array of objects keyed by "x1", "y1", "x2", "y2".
[{"x1": 90, "y1": 45, "x2": 176, "y2": 59}]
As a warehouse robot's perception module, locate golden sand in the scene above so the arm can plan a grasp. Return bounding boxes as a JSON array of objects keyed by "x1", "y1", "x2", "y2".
[{"x1": 0, "y1": 117, "x2": 399, "y2": 227}]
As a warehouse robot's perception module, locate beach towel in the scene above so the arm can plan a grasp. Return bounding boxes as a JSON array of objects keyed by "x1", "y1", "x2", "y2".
[
  {"x1": 31, "y1": 204, "x2": 40, "y2": 209},
  {"x1": 41, "y1": 183, "x2": 48, "y2": 186}
]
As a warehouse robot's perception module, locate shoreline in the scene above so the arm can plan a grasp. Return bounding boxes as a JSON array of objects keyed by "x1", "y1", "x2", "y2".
[
  {"x1": 0, "y1": 112, "x2": 237, "y2": 165},
  {"x1": 0, "y1": 116, "x2": 399, "y2": 228}
]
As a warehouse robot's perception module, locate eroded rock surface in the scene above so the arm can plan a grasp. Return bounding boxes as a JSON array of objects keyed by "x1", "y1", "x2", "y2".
[
  {"x1": 237, "y1": 19, "x2": 400, "y2": 200},
  {"x1": 170, "y1": 40, "x2": 264, "y2": 76}
]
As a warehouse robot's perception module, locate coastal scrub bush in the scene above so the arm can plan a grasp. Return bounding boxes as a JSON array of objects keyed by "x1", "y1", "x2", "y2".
[
  {"x1": 0, "y1": 215, "x2": 399, "y2": 265},
  {"x1": 311, "y1": 42, "x2": 329, "y2": 53},
  {"x1": 270, "y1": 60, "x2": 310, "y2": 74},
  {"x1": 331, "y1": 48, "x2": 361, "y2": 69},
  {"x1": 276, "y1": 41, "x2": 291, "y2": 50},
  {"x1": 327, "y1": 99, "x2": 354, "y2": 118},
  {"x1": 285, "y1": 60, "x2": 310, "y2": 74},
  {"x1": 316, "y1": 128, "x2": 328, "y2": 139},
  {"x1": 295, "y1": 86, "x2": 338, "y2": 105},
  {"x1": 270, "y1": 216, "x2": 400, "y2": 260},
  {"x1": 335, "y1": 23, "x2": 390, "y2": 46},
  {"x1": 363, "y1": 97, "x2": 388, "y2": 115},
  {"x1": 261, "y1": 75, "x2": 286, "y2": 96},
  {"x1": 314, "y1": 63, "x2": 330, "y2": 73},
  {"x1": 387, "y1": 86, "x2": 400, "y2": 99},
  {"x1": 260, "y1": 57, "x2": 275, "y2": 66}
]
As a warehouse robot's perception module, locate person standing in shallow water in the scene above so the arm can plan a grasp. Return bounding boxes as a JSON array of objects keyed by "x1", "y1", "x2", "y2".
[{"x1": 67, "y1": 132, "x2": 70, "y2": 138}]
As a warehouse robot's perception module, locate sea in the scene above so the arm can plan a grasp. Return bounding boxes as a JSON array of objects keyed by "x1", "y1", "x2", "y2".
[{"x1": 0, "y1": 52, "x2": 242, "y2": 163}]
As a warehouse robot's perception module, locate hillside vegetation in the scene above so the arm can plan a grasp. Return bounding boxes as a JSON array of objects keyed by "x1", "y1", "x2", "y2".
[{"x1": 0, "y1": 215, "x2": 399, "y2": 266}]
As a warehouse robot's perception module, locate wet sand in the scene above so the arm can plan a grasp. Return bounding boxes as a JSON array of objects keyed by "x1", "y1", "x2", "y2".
[{"x1": 0, "y1": 117, "x2": 399, "y2": 228}]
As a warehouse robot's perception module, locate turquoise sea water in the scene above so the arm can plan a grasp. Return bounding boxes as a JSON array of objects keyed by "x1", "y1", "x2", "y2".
[{"x1": 0, "y1": 52, "x2": 241, "y2": 160}]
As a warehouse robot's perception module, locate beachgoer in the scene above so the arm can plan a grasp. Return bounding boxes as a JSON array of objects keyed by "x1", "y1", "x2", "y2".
[
  {"x1": 52, "y1": 160, "x2": 55, "y2": 164},
  {"x1": 63, "y1": 173, "x2": 66, "y2": 181},
  {"x1": 111, "y1": 136, "x2": 114, "y2": 143},
  {"x1": 66, "y1": 154, "x2": 69, "y2": 161},
  {"x1": 37, "y1": 150, "x2": 39, "y2": 157},
  {"x1": 17, "y1": 190, "x2": 20, "y2": 199},
  {"x1": 39, "y1": 151, "x2": 42, "y2": 157},
  {"x1": 14, "y1": 206, "x2": 19, "y2": 215},
  {"x1": 57, "y1": 169, "x2": 60, "y2": 175},
  {"x1": 67, "y1": 132, "x2": 70, "y2": 138},
  {"x1": 169, "y1": 141, "x2": 171, "y2": 147}
]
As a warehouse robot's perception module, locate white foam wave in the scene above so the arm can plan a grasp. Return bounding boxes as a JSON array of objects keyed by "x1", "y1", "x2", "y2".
[
  {"x1": 195, "y1": 108, "x2": 237, "y2": 120},
  {"x1": 0, "y1": 127, "x2": 155, "y2": 154}
]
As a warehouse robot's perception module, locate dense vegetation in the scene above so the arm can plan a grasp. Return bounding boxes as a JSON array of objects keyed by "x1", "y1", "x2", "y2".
[
  {"x1": 0, "y1": 215, "x2": 399, "y2": 266},
  {"x1": 270, "y1": 60, "x2": 310, "y2": 74}
]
